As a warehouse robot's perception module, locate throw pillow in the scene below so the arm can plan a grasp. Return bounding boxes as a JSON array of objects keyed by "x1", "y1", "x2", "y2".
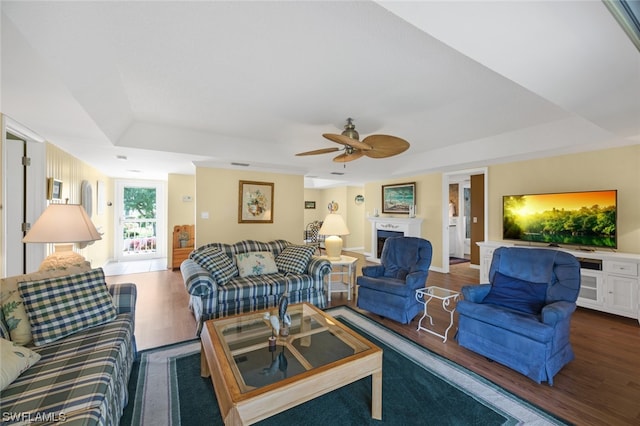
[
  {"x1": 191, "y1": 247, "x2": 238, "y2": 286},
  {"x1": 0, "y1": 337, "x2": 41, "y2": 391},
  {"x1": 0, "y1": 309, "x2": 10, "y2": 340},
  {"x1": 235, "y1": 252, "x2": 278, "y2": 278},
  {"x1": 0, "y1": 264, "x2": 91, "y2": 345},
  {"x1": 18, "y1": 268, "x2": 117, "y2": 346},
  {"x1": 275, "y1": 245, "x2": 315, "y2": 274},
  {"x1": 483, "y1": 271, "x2": 548, "y2": 315}
]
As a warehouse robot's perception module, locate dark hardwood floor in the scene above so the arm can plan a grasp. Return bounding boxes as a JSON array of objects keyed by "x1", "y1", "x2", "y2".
[{"x1": 106, "y1": 253, "x2": 640, "y2": 426}]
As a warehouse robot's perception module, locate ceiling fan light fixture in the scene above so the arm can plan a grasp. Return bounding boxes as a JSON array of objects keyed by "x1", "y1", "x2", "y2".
[
  {"x1": 341, "y1": 118, "x2": 359, "y2": 141},
  {"x1": 295, "y1": 117, "x2": 409, "y2": 162}
]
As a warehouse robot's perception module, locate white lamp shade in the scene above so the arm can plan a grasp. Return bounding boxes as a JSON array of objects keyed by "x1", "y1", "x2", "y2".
[
  {"x1": 318, "y1": 213, "x2": 350, "y2": 236},
  {"x1": 23, "y1": 204, "x2": 102, "y2": 243}
]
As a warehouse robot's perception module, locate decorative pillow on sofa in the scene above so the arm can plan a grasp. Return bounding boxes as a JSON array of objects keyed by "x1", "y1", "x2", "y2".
[
  {"x1": 0, "y1": 264, "x2": 91, "y2": 345},
  {"x1": 18, "y1": 268, "x2": 117, "y2": 346},
  {"x1": 235, "y1": 252, "x2": 278, "y2": 278},
  {"x1": 275, "y1": 245, "x2": 315, "y2": 274},
  {"x1": 0, "y1": 337, "x2": 41, "y2": 391},
  {"x1": 191, "y1": 247, "x2": 238, "y2": 286},
  {"x1": 483, "y1": 271, "x2": 548, "y2": 315},
  {"x1": 0, "y1": 309, "x2": 10, "y2": 341}
]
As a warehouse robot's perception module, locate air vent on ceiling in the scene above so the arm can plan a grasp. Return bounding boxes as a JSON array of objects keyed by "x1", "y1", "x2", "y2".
[
  {"x1": 331, "y1": 172, "x2": 345, "y2": 175},
  {"x1": 231, "y1": 162, "x2": 250, "y2": 167}
]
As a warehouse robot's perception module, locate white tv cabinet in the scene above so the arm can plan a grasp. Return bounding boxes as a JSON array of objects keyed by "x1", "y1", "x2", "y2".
[{"x1": 477, "y1": 241, "x2": 640, "y2": 324}]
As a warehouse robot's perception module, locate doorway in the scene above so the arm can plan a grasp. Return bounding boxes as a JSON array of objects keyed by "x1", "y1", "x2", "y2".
[
  {"x1": 442, "y1": 168, "x2": 488, "y2": 274},
  {"x1": 2, "y1": 117, "x2": 46, "y2": 275},
  {"x1": 114, "y1": 180, "x2": 166, "y2": 261},
  {"x1": 448, "y1": 179, "x2": 470, "y2": 260}
]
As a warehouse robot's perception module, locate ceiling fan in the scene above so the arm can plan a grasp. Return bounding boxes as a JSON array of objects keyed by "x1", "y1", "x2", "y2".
[{"x1": 296, "y1": 118, "x2": 410, "y2": 163}]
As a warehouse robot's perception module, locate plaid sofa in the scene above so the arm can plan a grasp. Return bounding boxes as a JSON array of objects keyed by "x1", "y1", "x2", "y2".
[
  {"x1": 181, "y1": 240, "x2": 331, "y2": 334},
  {"x1": 0, "y1": 277, "x2": 136, "y2": 426}
]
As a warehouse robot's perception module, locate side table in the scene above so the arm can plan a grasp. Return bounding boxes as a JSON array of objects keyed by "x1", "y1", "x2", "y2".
[
  {"x1": 415, "y1": 286, "x2": 460, "y2": 343},
  {"x1": 320, "y1": 255, "x2": 358, "y2": 301}
]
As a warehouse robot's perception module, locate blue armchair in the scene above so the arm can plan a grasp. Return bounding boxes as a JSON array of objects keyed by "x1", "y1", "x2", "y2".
[
  {"x1": 456, "y1": 247, "x2": 581, "y2": 385},
  {"x1": 357, "y1": 237, "x2": 432, "y2": 324}
]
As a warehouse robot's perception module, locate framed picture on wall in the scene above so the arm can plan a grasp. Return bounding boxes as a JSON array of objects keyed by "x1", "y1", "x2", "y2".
[
  {"x1": 47, "y1": 178, "x2": 63, "y2": 200},
  {"x1": 382, "y1": 182, "x2": 415, "y2": 214},
  {"x1": 238, "y1": 180, "x2": 274, "y2": 223},
  {"x1": 304, "y1": 201, "x2": 316, "y2": 209}
]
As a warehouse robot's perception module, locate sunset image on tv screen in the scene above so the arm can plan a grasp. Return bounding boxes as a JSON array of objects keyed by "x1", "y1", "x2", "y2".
[{"x1": 503, "y1": 190, "x2": 616, "y2": 248}]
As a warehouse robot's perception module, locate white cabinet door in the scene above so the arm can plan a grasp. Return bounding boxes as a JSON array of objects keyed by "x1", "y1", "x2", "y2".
[
  {"x1": 605, "y1": 275, "x2": 638, "y2": 316},
  {"x1": 577, "y1": 270, "x2": 604, "y2": 309}
]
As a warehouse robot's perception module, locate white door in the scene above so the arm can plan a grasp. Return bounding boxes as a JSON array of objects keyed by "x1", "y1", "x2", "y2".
[
  {"x1": 462, "y1": 183, "x2": 471, "y2": 256},
  {"x1": 114, "y1": 180, "x2": 166, "y2": 261},
  {"x1": 2, "y1": 125, "x2": 45, "y2": 276}
]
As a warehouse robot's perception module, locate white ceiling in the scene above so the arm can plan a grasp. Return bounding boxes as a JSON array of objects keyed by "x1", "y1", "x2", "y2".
[{"x1": 1, "y1": 1, "x2": 638, "y2": 188}]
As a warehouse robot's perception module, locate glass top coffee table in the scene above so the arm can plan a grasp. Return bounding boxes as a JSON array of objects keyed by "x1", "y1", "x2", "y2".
[{"x1": 200, "y1": 303, "x2": 382, "y2": 425}]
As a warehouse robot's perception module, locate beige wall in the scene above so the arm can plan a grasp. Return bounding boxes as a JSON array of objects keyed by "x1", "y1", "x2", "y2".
[
  {"x1": 364, "y1": 175, "x2": 444, "y2": 268},
  {"x1": 320, "y1": 186, "x2": 347, "y2": 245},
  {"x1": 195, "y1": 168, "x2": 304, "y2": 245},
  {"x1": 303, "y1": 188, "x2": 324, "y2": 225},
  {"x1": 46, "y1": 143, "x2": 114, "y2": 266},
  {"x1": 346, "y1": 186, "x2": 365, "y2": 250},
  {"x1": 167, "y1": 173, "x2": 195, "y2": 266},
  {"x1": 488, "y1": 145, "x2": 640, "y2": 254},
  {"x1": 302, "y1": 186, "x2": 365, "y2": 250}
]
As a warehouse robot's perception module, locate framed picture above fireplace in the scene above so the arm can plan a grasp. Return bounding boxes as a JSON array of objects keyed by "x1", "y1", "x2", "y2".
[{"x1": 382, "y1": 182, "x2": 415, "y2": 214}]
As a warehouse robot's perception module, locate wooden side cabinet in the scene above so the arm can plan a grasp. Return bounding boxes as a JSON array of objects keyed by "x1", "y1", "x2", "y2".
[{"x1": 172, "y1": 224, "x2": 194, "y2": 269}]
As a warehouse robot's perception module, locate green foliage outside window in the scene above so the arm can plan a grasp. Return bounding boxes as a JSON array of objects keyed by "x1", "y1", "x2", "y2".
[{"x1": 124, "y1": 187, "x2": 156, "y2": 219}]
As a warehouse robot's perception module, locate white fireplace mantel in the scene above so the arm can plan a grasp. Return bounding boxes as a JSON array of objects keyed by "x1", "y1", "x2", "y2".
[{"x1": 367, "y1": 216, "x2": 423, "y2": 262}]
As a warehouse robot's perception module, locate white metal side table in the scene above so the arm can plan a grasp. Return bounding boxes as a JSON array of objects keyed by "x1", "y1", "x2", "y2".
[
  {"x1": 320, "y1": 255, "x2": 358, "y2": 301},
  {"x1": 415, "y1": 286, "x2": 460, "y2": 343}
]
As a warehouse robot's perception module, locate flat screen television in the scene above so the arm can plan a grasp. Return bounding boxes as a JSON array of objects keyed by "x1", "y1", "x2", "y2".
[{"x1": 503, "y1": 190, "x2": 617, "y2": 249}]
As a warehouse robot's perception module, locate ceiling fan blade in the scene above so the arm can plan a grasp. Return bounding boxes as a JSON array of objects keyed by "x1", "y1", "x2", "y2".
[
  {"x1": 322, "y1": 133, "x2": 372, "y2": 151},
  {"x1": 333, "y1": 150, "x2": 365, "y2": 163},
  {"x1": 361, "y1": 135, "x2": 410, "y2": 158},
  {"x1": 295, "y1": 147, "x2": 341, "y2": 156}
]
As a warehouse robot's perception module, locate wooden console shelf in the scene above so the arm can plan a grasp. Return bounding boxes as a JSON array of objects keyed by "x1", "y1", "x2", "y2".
[
  {"x1": 478, "y1": 241, "x2": 640, "y2": 324},
  {"x1": 172, "y1": 224, "x2": 194, "y2": 269}
]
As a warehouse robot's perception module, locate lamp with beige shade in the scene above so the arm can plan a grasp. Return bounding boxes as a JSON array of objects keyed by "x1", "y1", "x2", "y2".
[
  {"x1": 318, "y1": 213, "x2": 350, "y2": 261},
  {"x1": 22, "y1": 203, "x2": 102, "y2": 271}
]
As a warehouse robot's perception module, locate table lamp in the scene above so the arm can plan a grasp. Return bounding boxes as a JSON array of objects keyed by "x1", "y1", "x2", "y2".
[
  {"x1": 319, "y1": 213, "x2": 350, "y2": 261},
  {"x1": 23, "y1": 202, "x2": 102, "y2": 270}
]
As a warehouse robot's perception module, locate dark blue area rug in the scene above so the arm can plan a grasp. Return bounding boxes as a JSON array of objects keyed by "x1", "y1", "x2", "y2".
[{"x1": 121, "y1": 306, "x2": 569, "y2": 425}]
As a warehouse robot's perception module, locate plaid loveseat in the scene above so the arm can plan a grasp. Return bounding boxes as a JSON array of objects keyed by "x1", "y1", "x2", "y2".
[
  {"x1": 181, "y1": 240, "x2": 331, "y2": 334},
  {"x1": 0, "y1": 267, "x2": 136, "y2": 426}
]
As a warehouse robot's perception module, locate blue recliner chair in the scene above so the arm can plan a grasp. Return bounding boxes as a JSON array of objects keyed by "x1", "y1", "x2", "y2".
[
  {"x1": 456, "y1": 247, "x2": 581, "y2": 385},
  {"x1": 357, "y1": 236, "x2": 432, "y2": 324}
]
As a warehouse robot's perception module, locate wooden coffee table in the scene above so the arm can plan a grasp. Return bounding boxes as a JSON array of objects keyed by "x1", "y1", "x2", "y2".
[{"x1": 200, "y1": 303, "x2": 382, "y2": 425}]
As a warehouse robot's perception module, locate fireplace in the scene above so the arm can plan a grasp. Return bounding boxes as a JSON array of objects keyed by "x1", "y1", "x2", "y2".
[
  {"x1": 367, "y1": 217, "x2": 423, "y2": 262},
  {"x1": 377, "y1": 230, "x2": 403, "y2": 258}
]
